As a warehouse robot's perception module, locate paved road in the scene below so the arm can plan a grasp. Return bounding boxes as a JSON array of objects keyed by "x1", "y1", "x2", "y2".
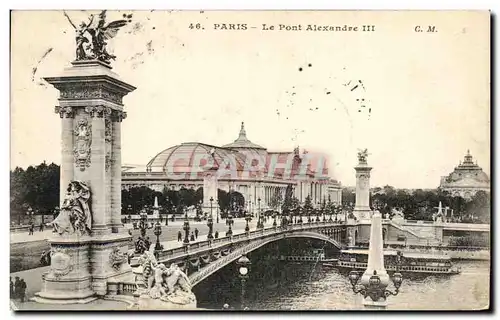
[
  {"x1": 10, "y1": 218, "x2": 274, "y2": 245},
  {"x1": 10, "y1": 218, "x2": 276, "y2": 272}
]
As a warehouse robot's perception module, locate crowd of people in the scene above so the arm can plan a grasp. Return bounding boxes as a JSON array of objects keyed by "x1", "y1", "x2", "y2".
[{"x1": 10, "y1": 277, "x2": 27, "y2": 302}]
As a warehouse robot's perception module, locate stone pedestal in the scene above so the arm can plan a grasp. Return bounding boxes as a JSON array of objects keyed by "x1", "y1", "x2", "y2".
[
  {"x1": 130, "y1": 295, "x2": 197, "y2": 310},
  {"x1": 34, "y1": 60, "x2": 135, "y2": 304},
  {"x1": 353, "y1": 161, "x2": 372, "y2": 221}
]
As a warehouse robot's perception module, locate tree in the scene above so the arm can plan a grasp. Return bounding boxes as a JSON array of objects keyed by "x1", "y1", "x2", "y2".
[
  {"x1": 281, "y1": 184, "x2": 294, "y2": 215},
  {"x1": 10, "y1": 162, "x2": 60, "y2": 224},
  {"x1": 269, "y1": 188, "x2": 283, "y2": 212},
  {"x1": 341, "y1": 188, "x2": 355, "y2": 206},
  {"x1": 303, "y1": 195, "x2": 313, "y2": 219}
]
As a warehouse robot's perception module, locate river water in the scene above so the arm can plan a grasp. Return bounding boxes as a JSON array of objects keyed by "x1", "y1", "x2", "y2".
[{"x1": 195, "y1": 260, "x2": 490, "y2": 310}]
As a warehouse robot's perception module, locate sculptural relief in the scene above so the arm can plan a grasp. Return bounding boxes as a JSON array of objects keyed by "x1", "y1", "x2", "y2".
[
  {"x1": 50, "y1": 181, "x2": 92, "y2": 236},
  {"x1": 54, "y1": 106, "x2": 74, "y2": 118},
  {"x1": 134, "y1": 246, "x2": 196, "y2": 306},
  {"x1": 109, "y1": 247, "x2": 126, "y2": 271},
  {"x1": 73, "y1": 118, "x2": 92, "y2": 171},
  {"x1": 49, "y1": 248, "x2": 73, "y2": 279}
]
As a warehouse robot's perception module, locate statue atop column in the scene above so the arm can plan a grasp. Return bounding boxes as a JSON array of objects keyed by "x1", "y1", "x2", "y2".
[
  {"x1": 63, "y1": 10, "x2": 133, "y2": 64},
  {"x1": 357, "y1": 148, "x2": 369, "y2": 164},
  {"x1": 50, "y1": 181, "x2": 92, "y2": 236}
]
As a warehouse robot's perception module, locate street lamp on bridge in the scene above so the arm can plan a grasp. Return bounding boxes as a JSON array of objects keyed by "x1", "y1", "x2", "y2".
[
  {"x1": 257, "y1": 198, "x2": 264, "y2": 229},
  {"x1": 226, "y1": 213, "x2": 234, "y2": 237},
  {"x1": 237, "y1": 255, "x2": 251, "y2": 310},
  {"x1": 183, "y1": 208, "x2": 190, "y2": 246},
  {"x1": 210, "y1": 196, "x2": 214, "y2": 221},
  {"x1": 207, "y1": 211, "x2": 214, "y2": 240},
  {"x1": 154, "y1": 221, "x2": 162, "y2": 258},
  {"x1": 216, "y1": 199, "x2": 220, "y2": 223},
  {"x1": 245, "y1": 211, "x2": 251, "y2": 233}
]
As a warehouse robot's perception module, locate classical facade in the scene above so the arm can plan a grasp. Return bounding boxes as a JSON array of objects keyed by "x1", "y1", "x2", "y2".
[
  {"x1": 122, "y1": 122, "x2": 342, "y2": 210},
  {"x1": 439, "y1": 150, "x2": 490, "y2": 199}
]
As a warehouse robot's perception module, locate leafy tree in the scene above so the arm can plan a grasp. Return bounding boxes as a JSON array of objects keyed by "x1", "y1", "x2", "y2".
[
  {"x1": 10, "y1": 162, "x2": 60, "y2": 224},
  {"x1": 303, "y1": 195, "x2": 314, "y2": 219},
  {"x1": 281, "y1": 184, "x2": 294, "y2": 215},
  {"x1": 269, "y1": 188, "x2": 283, "y2": 211},
  {"x1": 341, "y1": 188, "x2": 355, "y2": 206}
]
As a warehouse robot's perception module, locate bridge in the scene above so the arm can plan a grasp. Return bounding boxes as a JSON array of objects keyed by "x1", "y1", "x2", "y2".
[
  {"x1": 124, "y1": 221, "x2": 347, "y2": 290},
  {"x1": 108, "y1": 218, "x2": 489, "y2": 298}
]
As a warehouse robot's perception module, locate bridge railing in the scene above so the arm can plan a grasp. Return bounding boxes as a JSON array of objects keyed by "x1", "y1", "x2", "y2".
[{"x1": 157, "y1": 221, "x2": 343, "y2": 262}]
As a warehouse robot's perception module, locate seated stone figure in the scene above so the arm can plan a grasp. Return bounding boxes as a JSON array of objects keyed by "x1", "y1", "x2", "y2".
[
  {"x1": 50, "y1": 181, "x2": 92, "y2": 236},
  {"x1": 135, "y1": 246, "x2": 196, "y2": 306}
]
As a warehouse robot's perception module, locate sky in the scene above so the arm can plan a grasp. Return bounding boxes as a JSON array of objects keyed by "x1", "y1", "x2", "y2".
[{"x1": 10, "y1": 10, "x2": 490, "y2": 188}]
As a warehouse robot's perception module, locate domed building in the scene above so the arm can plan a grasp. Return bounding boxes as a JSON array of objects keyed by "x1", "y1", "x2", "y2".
[
  {"x1": 122, "y1": 122, "x2": 342, "y2": 210},
  {"x1": 439, "y1": 150, "x2": 490, "y2": 199}
]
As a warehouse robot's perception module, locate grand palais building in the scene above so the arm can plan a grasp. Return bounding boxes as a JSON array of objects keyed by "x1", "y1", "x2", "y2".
[{"x1": 121, "y1": 122, "x2": 342, "y2": 210}]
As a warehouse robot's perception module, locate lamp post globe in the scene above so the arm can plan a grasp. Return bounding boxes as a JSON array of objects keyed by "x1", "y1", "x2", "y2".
[{"x1": 239, "y1": 266, "x2": 248, "y2": 276}]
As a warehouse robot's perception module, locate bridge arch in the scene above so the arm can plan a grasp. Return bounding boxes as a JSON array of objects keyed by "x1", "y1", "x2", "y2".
[{"x1": 189, "y1": 231, "x2": 343, "y2": 288}]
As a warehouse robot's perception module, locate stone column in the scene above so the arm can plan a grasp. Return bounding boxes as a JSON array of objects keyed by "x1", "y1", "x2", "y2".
[
  {"x1": 353, "y1": 157, "x2": 373, "y2": 221},
  {"x1": 88, "y1": 107, "x2": 109, "y2": 234},
  {"x1": 34, "y1": 60, "x2": 135, "y2": 304},
  {"x1": 57, "y1": 106, "x2": 75, "y2": 206},
  {"x1": 110, "y1": 111, "x2": 126, "y2": 232}
]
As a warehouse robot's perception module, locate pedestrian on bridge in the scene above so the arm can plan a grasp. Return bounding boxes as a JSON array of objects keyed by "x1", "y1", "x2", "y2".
[
  {"x1": 190, "y1": 232, "x2": 195, "y2": 242},
  {"x1": 177, "y1": 231, "x2": 182, "y2": 242},
  {"x1": 28, "y1": 224, "x2": 34, "y2": 236},
  {"x1": 215, "y1": 230, "x2": 219, "y2": 239},
  {"x1": 194, "y1": 228, "x2": 199, "y2": 239},
  {"x1": 39, "y1": 222, "x2": 44, "y2": 232},
  {"x1": 10, "y1": 277, "x2": 13, "y2": 298}
]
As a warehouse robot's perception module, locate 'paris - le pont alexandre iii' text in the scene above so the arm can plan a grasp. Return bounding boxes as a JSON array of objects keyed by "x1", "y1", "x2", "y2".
[{"x1": 188, "y1": 23, "x2": 376, "y2": 32}]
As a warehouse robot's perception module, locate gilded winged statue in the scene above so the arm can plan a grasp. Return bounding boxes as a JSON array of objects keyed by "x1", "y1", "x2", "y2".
[{"x1": 63, "y1": 10, "x2": 133, "y2": 64}]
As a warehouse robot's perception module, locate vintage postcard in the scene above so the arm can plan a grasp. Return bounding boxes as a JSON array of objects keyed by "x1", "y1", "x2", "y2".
[{"x1": 9, "y1": 10, "x2": 490, "y2": 311}]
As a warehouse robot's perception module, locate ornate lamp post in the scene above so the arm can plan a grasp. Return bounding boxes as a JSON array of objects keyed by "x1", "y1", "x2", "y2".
[
  {"x1": 349, "y1": 270, "x2": 403, "y2": 308},
  {"x1": 316, "y1": 201, "x2": 320, "y2": 222},
  {"x1": 154, "y1": 221, "x2": 162, "y2": 258},
  {"x1": 273, "y1": 212, "x2": 277, "y2": 228},
  {"x1": 26, "y1": 207, "x2": 34, "y2": 225},
  {"x1": 207, "y1": 210, "x2": 214, "y2": 240},
  {"x1": 216, "y1": 199, "x2": 220, "y2": 223},
  {"x1": 257, "y1": 198, "x2": 263, "y2": 229},
  {"x1": 226, "y1": 213, "x2": 234, "y2": 237},
  {"x1": 139, "y1": 208, "x2": 148, "y2": 238},
  {"x1": 245, "y1": 211, "x2": 251, "y2": 233},
  {"x1": 348, "y1": 212, "x2": 403, "y2": 309},
  {"x1": 237, "y1": 255, "x2": 251, "y2": 310},
  {"x1": 210, "y1": 196, "x2": 214, "y2": 218},
  {"x1": 183, "y1": 208, "x2": 190, "y2": 245}
]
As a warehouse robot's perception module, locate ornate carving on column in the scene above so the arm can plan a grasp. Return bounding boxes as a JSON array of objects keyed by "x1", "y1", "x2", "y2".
[
  {"x1": 85, "y1": 105, "x2": 113, "y2": 118},
  {"x1": 55, "y1": 106, "x2": 75, "y2": 118},
  {"x1": 105, "y1": 118, "x2": 113, "y2": 172},
  {"x1": 59, "y1": 83, "x2": 124, "y2": 105},
  {"x1": 73, "y1": 118, "x2": 92, "y2": 171},
  {"x1": 109, "y1": 247, "x2": 127, "y2": 271},
  {"x1": 49, "y1": 248, "x2": 74, "y2": 279}
]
